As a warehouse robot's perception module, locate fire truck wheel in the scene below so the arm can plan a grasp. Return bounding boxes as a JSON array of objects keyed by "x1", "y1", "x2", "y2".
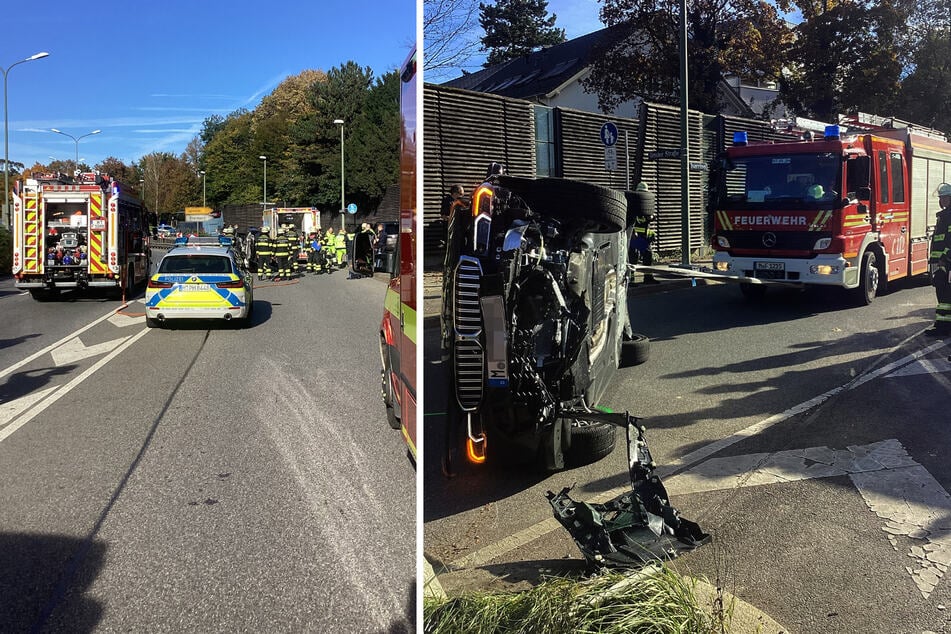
[
  {"x1": 497, "y1": 176, "x2": 627, "y2": 234},
  {"x1": 380, "y1": 341, "x2": 401, "y2": 430},
  {"x1": 565, "y1": 420, "x2": 617, "y2": 468},
  {"x1": 620, "y1": 332, "x2": 650, "y2": 367},
  {"x1": 852, "y1": 250, "x2": 879, "y2": 306}
]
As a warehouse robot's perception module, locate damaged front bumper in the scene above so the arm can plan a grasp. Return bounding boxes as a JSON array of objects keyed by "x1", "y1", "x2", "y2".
[{"x1": 547, "y1": 409, "x2": 710, "y2": 567}]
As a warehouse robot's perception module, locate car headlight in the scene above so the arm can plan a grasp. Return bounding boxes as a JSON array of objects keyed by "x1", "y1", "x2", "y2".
[
  {"x1": 813, "y1": 237, "x2": 832, "y2": 250},
  {"x1": 716, "y1": 235, "x2": 731, "y2": 248}
]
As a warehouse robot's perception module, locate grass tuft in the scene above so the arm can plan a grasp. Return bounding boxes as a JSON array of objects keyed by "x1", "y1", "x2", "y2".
[{"x1": 424, "y1": 564, "x2": 733, "y2": 634}]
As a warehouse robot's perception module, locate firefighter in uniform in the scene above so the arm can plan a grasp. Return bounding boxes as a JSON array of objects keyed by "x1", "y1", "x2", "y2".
[
  {"x1": 271, "y1": 227, "x2": 286, "y2": 280},
  {"x1": 322, "y1": 228, "x2": 335, "y2": 274},
  {"x1": 926, "y1": 183, "x2": 951, "y2": 336},
  {"x1": 629, "y1": 181, "x2": 659, "y2": 284},
  {"x1": 335, "y1": 227, "x2": 348, "y2": 268},
  {"x1": 255, "y1": 230, "x2": 273, "y2": 280},
  {"x1": 307, "y1": 232, "x2": 322, "y2": 274},
  {"x1": 285, "y1": 226, "x2": 300, "y2": 277}
]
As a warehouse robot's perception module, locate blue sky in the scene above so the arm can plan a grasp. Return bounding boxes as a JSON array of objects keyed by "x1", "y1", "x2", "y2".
[{"x1": 3, "y1": 0, "x2": 415, "y2": 171}]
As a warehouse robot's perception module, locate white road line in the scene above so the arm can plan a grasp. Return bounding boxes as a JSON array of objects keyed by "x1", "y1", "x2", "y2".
[
  {"x1": 50, "y1": 336, "x2": 132, "y2": 367},
  {"x1": 0, "y1": 386, "x2": 60, "y2": 428},
  {"x1": 0, "y1": 303, "x2": 131, "y2": 381},
  {"x1": 0, "y1": 328, "x2": 150, "y2": 444},
  {"x1": 447, "y1": 341, "x2": 950, "y2": 571}
]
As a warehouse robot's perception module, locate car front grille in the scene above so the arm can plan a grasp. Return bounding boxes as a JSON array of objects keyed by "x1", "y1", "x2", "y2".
[{"x1": 453, "y1": 256, "x2": 484, "y2": 411}]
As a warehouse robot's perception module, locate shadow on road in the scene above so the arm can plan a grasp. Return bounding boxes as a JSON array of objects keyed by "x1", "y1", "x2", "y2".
[{"x1": 0, "y1": 531, "x2": 106, "y2": 633}]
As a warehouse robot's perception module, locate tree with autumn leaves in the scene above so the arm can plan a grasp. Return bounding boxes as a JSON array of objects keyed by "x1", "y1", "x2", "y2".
[
  {"x1": 456, "y1": 0, "x2": 951, "y2": 131},
  {"x1": 13, "y1": 60, "x2": 400, "y2": 221}
]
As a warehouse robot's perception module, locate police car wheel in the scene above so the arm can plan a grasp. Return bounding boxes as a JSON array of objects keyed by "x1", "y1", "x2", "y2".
[
  {"x1": 620, "y1": 332, "x2": 650, "y2": 367},
  {"x1": 565, "y1": 420, "x2": 617, "y2": 468},
  {"x1": 145, "y1": 316, "x2": 161, "y2": 329}
]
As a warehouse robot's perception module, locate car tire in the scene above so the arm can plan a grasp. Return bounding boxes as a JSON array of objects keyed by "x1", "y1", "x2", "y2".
[
  {"x1": 145, "y1": 316, "x2": 160, "y2": 328},
  {"x1": 621, "y1": 332, "x2": 650, "y2": 367},
  {"x1": 497, "y1": 175, "x2": 627, "y2": 234},
  {"x1": 565, "y1": 420, "x2": 617, "y2": 467}
]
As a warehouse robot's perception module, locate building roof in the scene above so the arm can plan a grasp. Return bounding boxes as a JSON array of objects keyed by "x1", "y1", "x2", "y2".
[
  {"x1": 443, "y1": 24, "x2": 630, "y2": 100},
  {"x1": 442, "y1": 23, "x2": 757, "y2": 118}
]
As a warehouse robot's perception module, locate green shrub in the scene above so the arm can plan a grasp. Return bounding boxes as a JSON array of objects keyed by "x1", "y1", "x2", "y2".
[{"x1": 0, "y1": 227, "x2": 11, "y2": 275}]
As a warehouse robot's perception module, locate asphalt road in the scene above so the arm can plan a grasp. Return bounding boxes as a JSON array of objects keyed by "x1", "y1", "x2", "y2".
[
  {"x1": 424, "y1": 273, "x2": 951, "y2": 634},
  {"x1": 0, "y1": 255, "x2": 415, "y2": 633}
]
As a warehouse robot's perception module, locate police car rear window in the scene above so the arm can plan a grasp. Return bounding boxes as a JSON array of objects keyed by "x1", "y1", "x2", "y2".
[{"x1": 159, "y1": 255, "x2": 233, "y2": 274}]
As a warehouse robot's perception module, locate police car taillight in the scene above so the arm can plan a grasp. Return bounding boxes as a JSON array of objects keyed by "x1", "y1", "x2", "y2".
[
  {"x1": 148, "y1": 278, "x2": 173, "y2": 289},
  {"x1": 216, "y1": 279, "x2": 244, "y2": 288}
]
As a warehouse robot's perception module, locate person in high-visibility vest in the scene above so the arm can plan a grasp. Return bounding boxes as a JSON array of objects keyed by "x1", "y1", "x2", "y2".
[
  {"x1": 334, "y1": 228, "x2": 348, "y2": 268},
  {"x1": 629, "y1": 182, "x2": 659, "y2": 284},
  {"x1": 307, "y1": 232, "x2": 322, "y2": 274},
  {"x1": 273, "y1": 227, "x2": 291, "y2": 279},
  {"x1": 255, "y1": 230, "x2": 273, "y2": 280}
]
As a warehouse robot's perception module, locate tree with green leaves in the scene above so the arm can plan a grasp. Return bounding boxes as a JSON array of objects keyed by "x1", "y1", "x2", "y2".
[
  {"x1": 479, "y1": 0, "x2": 566, "y2": 66},
  {"x1": 779, "y1": 0, "x2": 910, "y2": 122},
  {"x1": 583, "y1": 0, "x2": 790, "y2": 115}
]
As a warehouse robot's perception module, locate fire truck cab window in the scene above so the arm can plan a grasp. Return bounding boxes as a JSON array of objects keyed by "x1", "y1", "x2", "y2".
[
  {"x1": 878, "y1": 150, "x2": 890, "y2": 203},
  {"x1": 890, "y1": 152, "x2": 905, "y2": 203}
]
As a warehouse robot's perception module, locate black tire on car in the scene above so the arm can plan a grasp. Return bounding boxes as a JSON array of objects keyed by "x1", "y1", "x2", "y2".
[
  {"x1": 565, "y1": 420, "x2": 617, "y2": 467},
  {"x1": 621, "y1": 332, "x2": 650, "y2": 367},
  {"x1": 497, "y1": 175, "x2": 627, "y2": 234},
  {"x1": 145, "y1": 316, "x2": 160, "y2": 328}
]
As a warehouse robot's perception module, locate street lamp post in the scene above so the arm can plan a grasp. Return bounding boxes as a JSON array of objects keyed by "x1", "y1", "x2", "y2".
[
  {"x1": 3, "y1": 51, "x2": 50, "y2": 227},
  {"x1": 50, "y1": 128, "x2": 101, "y2": 171},
  {"x1": 198, "y1": 170, "x2": 206, "y2": 207},
  {"x1": 333, "y1": 118, "x2": 345, "y2": 231},
  {"x1": 259, "y1": 155, "x2": 267, "y2": 231}
]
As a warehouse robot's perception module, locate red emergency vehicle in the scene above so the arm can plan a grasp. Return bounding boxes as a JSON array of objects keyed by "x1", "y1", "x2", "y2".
[
  {"x1": 711, "y1": 114, "x2": 951, "y2": 303},
  {"x1": 12, "y1": 172, "x2": 151, "y2": 300},
  {"x1": 379, "y1": 48, "x2": 417, "y2": 460}
]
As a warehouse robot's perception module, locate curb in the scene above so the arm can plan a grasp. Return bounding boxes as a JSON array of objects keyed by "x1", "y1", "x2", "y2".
[{"x1": 423, "y1": 557, "x2": 447, "y2": 600}]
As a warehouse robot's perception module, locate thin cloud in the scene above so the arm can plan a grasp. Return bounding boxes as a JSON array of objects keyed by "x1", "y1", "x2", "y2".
[
  {"x1": 242, "y1": 72, "x2": 290, "y2": 107},
  {"x1": 151, "y1": 93, "x2": 242, "y2": 99}
]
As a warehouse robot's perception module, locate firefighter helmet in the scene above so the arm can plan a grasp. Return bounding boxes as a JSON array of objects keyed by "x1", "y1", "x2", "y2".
[
  {"x1": 938, "y1": 183, "x2": 951, "y2": 197},
  {"x1": 635, "y1": 182, "x2": 649, "y2": 192}
]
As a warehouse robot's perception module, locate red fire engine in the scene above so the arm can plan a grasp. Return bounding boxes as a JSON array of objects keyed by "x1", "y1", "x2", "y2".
[
  {"x1": 711, "y1": 114, "x2": 951, "y2": 303},
  {"x1": 12, "y1": 172, "x2": 151, "y2": 300},
  {"x1": 379, "y1": 47, "x2": 417, "y2": 460}
]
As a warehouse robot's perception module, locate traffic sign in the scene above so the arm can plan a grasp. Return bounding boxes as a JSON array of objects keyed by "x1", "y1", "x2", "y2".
[
  {"x1": 604, "y1": 146, "x2": 618, "y2": 172},
  {"x1": 647, "y1": 148, "x2": 683, "y2": 160},
  {"x1": 346, "y1": 203, "x2": 358, "y2": 214},
  {"x1": 599, "y1": 122, "x2": 619, "y2": 147}
]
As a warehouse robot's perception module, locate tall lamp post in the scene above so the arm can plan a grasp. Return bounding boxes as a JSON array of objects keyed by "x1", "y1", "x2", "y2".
[
  {"x1": 50, "y1": 128, "x2": 101, "y2": 171},
  {"x1": 3, "y1": 51, "x2": 49, "y2": 227},
  {"x1": 259, "y1": 155, "x2": 267, "y2": 231},
  {"x1": 198, "y1": 170, "x2": 206, "y2": 207},
  {"x1": 333, "y1": 118, "x2": 345, "y2": 231}
]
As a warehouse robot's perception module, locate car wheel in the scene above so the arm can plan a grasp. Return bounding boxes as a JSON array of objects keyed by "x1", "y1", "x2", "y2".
[
  {"x1": 851, "y1": 250, "x2": 878, "y2": 306},
  {"x1": 621, "y1": 332, "x2": 650, "y2": 367},
  {"x1": 565, "y1": 420, "x2": 617, "y2": 467},
  {"x1": 145, "y1": 316, "x2": 160, "y2": 328},
  {"x1": 497, "y1": 175, "x2": 627, "y2": 234},
  {"x1": 380, "y1": 340, "x2": 401, "y2": 430}
]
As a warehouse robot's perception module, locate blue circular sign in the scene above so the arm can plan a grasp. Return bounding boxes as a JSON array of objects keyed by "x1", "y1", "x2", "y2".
[
  {"x1": 346, "y1": 203, "x2": 358, "y2": 214},
  {"x1": 600, "y1": 122, "x2": 619, "y2": 147}
]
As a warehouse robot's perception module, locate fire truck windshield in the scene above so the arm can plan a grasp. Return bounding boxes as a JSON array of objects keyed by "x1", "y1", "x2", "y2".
[{"x1": 719, "y1": 152, "x2": 843, "y2": 209}]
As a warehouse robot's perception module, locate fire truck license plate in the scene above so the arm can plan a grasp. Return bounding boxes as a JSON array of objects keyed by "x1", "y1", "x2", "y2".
[{"x1": 755, "y1": 261, "x2": 784, "y2": 272}]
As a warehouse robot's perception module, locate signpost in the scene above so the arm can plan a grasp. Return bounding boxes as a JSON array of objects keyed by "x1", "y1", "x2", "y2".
[
  {"x1": 347, "y1": 203, "x2": 357, "y2": 215},
  {"x1": 600, "y1": 122, "x2": 619, "y2": 172}
]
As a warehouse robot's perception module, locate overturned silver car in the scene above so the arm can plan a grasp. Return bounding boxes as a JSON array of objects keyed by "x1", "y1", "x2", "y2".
[{"x1": 441, "y1": 165, "x2": 651, "y2": 471}]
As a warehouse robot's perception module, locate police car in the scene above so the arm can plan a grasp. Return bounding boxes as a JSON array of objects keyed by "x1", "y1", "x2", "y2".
[{"x1": 145, "y1": 236, "x2": 253, "y2": 328}]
